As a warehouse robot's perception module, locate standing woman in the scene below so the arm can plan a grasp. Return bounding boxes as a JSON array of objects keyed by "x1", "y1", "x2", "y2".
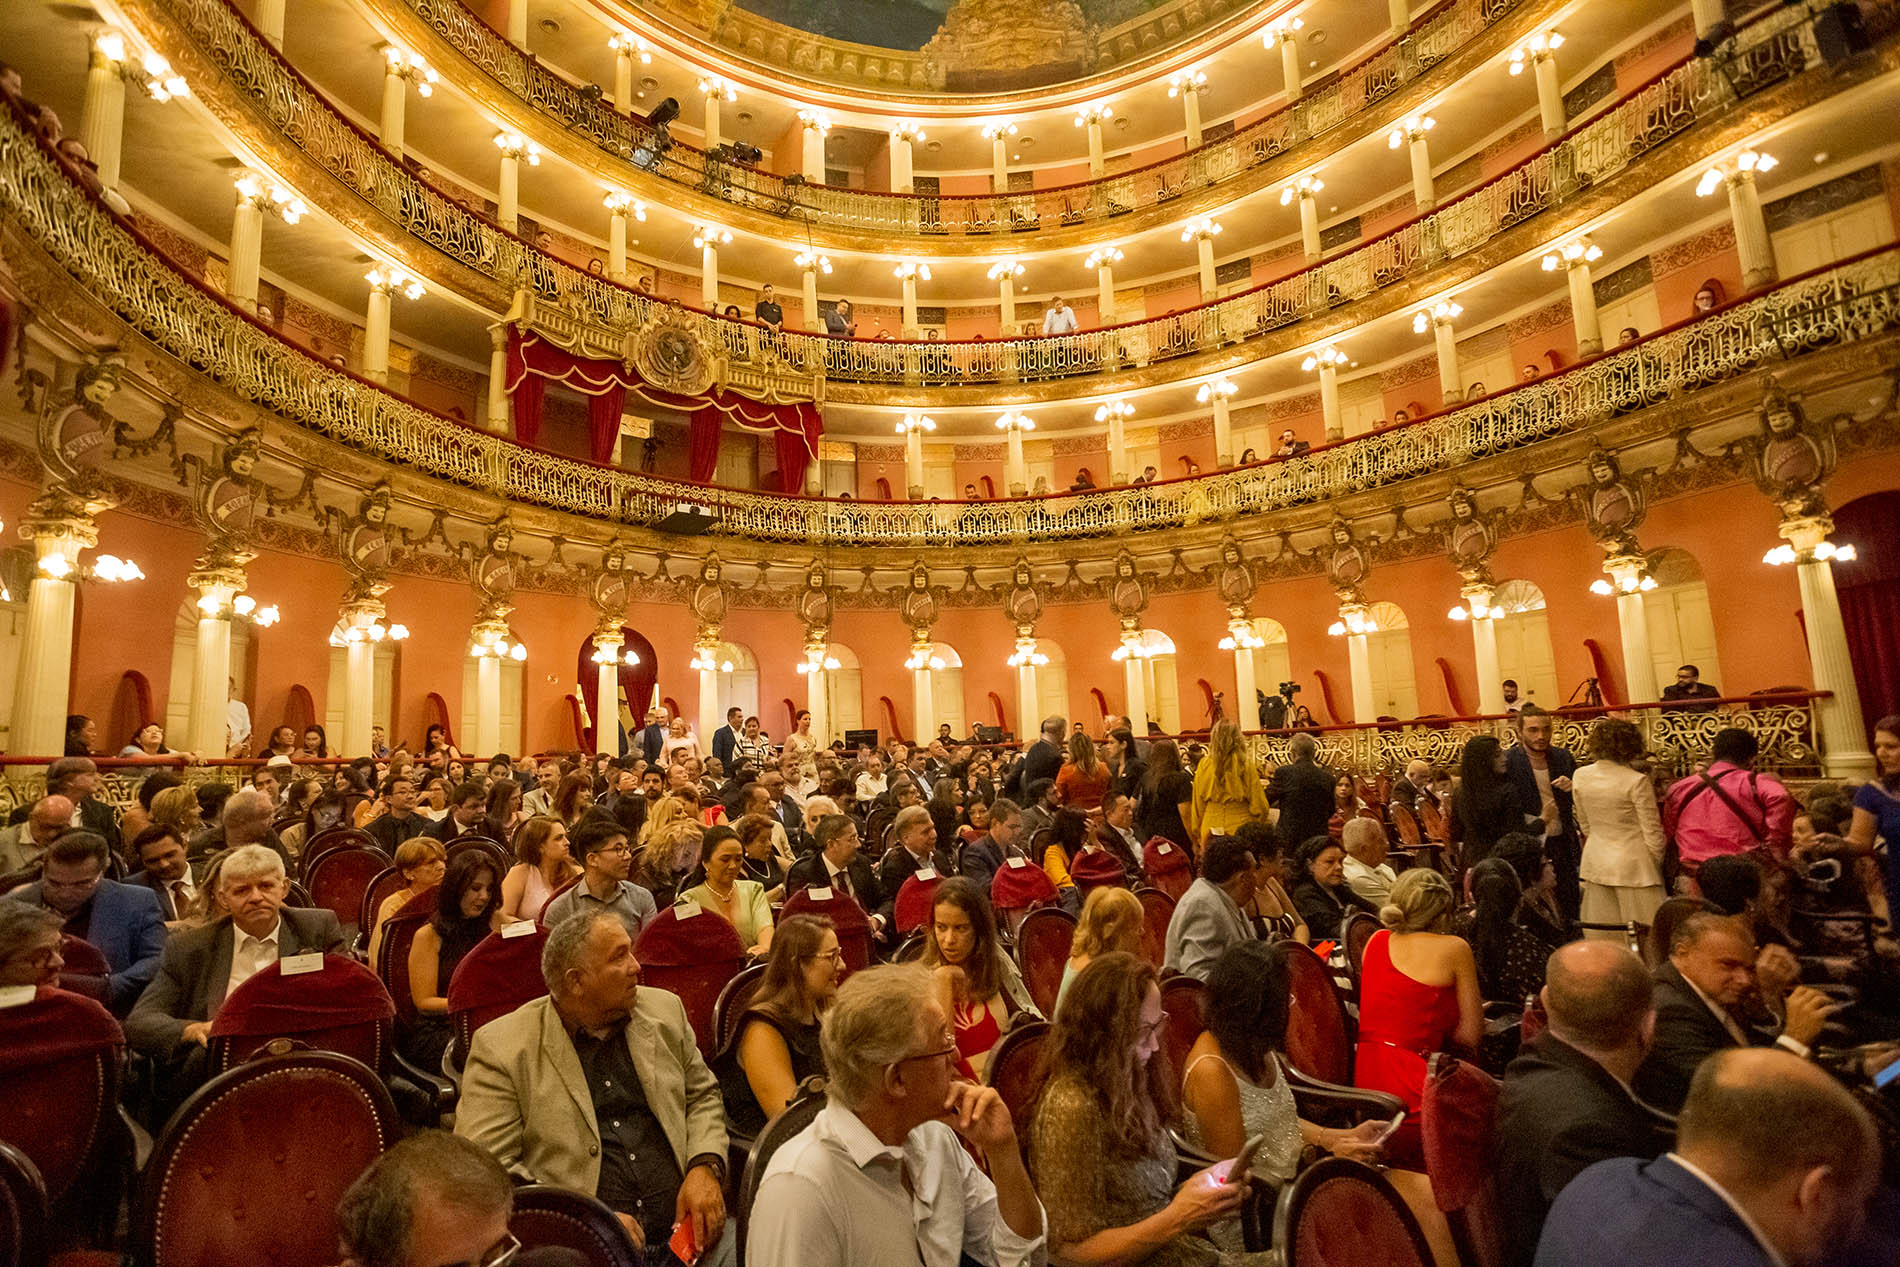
[
  {"x1": 1102, "y1": 729, "x2": 1145, "y2": 802},
  {"x1": 1450, "y1": 735, "x2": 1526, "y2": 870},
  {"x1": 1136, "y1": 739, "x2": 1195, "y2": 853},
  {"x1": 1057, "y1": 732, "x2": 1112, "y2": 814},
  {"x1": 422, "y1": 723, "x2": 462, "y2": 763},
  {"x1": 1569, "y1": 718, "x2": 1667, "y2": 936},
  {"x1": 734, "y1": 716, "x2": 774, "y2": 769},
  {"x1": 1353, "y1": 869, "x2": 1482, "y2": 1167},
  {"x1": 781, "y1": 709, "x2": 818, "y2": 780},
  {"x1": 401, "y1": 851, "x2": 504, "y2": 1068},
  {"x1": 498, "y1": 817, "x2": 579, "y2": 923},
  {"x1": 920, "y1": 877, "x2": 1040, "y2": 1079},
  {"x1": 713, "y1": 914, "x2": 839, "y2": 1135},
  {"x1": 1190, "y1": 721, "x2": 1270, "y2": 848},
  {"x1": 1801, "y1": 714, "x2": 1900, "y2": 925}
]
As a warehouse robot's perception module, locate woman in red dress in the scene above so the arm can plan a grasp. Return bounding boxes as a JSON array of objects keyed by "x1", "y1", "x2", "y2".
[{"x1": 1353, "y1": 868, "x2": 1482, "y2": 1168}]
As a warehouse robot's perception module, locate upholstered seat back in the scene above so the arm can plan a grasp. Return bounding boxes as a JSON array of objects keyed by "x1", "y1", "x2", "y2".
[{"x1": 1013, "y1": 908, "x2": 1077, "y2": 1016}]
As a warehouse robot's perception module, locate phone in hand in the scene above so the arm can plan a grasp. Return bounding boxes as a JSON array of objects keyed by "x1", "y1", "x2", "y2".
[
  {"x1": 1224, "y1": 1133, "x2": 1267, "y2": 1187},
  {"x1": 668, "y1": 1220, "x2": 701, "y2": 1265},
  {"x1": 1372, "y1": 1111, "x2": 1406, "y2": 1147}
]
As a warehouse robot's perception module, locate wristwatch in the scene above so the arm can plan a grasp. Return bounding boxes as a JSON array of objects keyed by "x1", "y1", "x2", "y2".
[{"x1": 686, "y1": 1152, "x2": 728, "y2": 1186}]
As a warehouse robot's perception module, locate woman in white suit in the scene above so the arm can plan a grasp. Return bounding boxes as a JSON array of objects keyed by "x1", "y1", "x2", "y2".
[{"x1": 1570, "y1": 718, "x2": 1667, "y2": 936}]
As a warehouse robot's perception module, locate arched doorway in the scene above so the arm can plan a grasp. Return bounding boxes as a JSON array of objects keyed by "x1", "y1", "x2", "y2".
[
  {"x1": 1641, "y1": 548, "x2": 1723, "y2": 694},
  {"x1": 1129, "y1": 628, "x2": 1181, "y2": 734},
  {"x1": 923, "y1": 641, "x2": 965, "y2": 739},
  {"x1": 165, "y1": 599, "x2": 254, "y2": 748},
  {"x1": 1833, "y1": 490, "x2": 1900, "y2": 733},
  {"x1": 574, "y1": 627, "x2": 660, "y2": 752},
  {"x1": 825, "y1": 642, "x2": 864, "y2": 738},
  {"x1": 1244, "y1": 618, "x2": 1293, "y2": 726},
  {"x1": 709, "y1": 641, "x2": 759, "y2": 723},
  {"x1": 1035, "y1": 638, "x2": 1070, "y2": 731},
  {"x1": 1363, "y1": 601, "x2": 1419, "y2": 720},
  {"x1": 461, "y1": 630, "x2": 525, "y2": 756},
  {"x1": 1490, "y1": 579, "x2": 1560, "y2": 708}
]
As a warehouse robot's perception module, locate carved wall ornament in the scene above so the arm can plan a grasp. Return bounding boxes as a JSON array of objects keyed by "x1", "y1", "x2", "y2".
[
  {"x1": 796, "y1": 560, "x2": 834, "y2": 639},
  {"x1": 31, "y1": 348, "x2": 124, "y2": 497},
  {"x1": 1750, "y1": 375, "x2": 1835, "y2": 521},
  {"x1": 336, "y1": 481, "x2": 398, "y2": 603},
  {"x1": 691, "y1": 552, "x2": 729, "y2": 638},
  {"x1": 1578, "y1": 446, "x2": 1648, "y2": 556},
  {"x1": 1106, "y1": 549, "x2": 1151, "y2": 631},
  {"x1": 1325, "y1": 518, "x2": 1372, "y2": 605},
  {"x1": 471, "y1": 515, "x2": 519, "y2": 620},
  {"x1": 1214, "y1": 536, "x2": 1255, "y2": 618},
  {"x1": 591, "y1": 537, "x2": 637, "y2": 627},
  {"x1": 1443, "y1": 487, "x2": 1500, "y2": 585},
  {"x1": 627, "y1": 311, "x2": 716, "y2": 398},
  {"x1": 1003, "y1": 558, "x2": 1043, "y2": 637},
  {"x1": 183, "y1": 430, "x2": 271, "y2": 571},
  {"x1": 900, "y1": 560, "x2": 940, "y2": 636}
]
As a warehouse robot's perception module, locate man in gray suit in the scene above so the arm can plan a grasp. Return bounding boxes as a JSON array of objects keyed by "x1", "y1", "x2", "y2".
[
  {"x1": 457, "y1": 910, "x2": 733, "y2": 1264},
  {"x1": 1162, "y1": 836, "x2": 1258, "y2": 981},
  {"x1": 126, "y1": 844, "x2": 344, "y2": 1115}
]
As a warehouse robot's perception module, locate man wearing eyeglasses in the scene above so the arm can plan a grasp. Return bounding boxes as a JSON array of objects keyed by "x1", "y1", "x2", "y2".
[
  {"x1": 6, "y1": 830, "x2": 164, "y2": 1015},
  {"x1": 458, "y1": 910, "x2": 734, "y2": 1265},
  {"x1": 541, "y1": 818, "x2": 657, "y2": 936},
  {"x1": 748, "y1": 963, "x2": 1046, "y2": 1267}
]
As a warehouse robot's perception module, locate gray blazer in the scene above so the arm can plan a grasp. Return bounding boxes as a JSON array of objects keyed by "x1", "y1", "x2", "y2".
[
  {"x1": 124, "y1": 907, "x2": 345, "y2": 1057},
  {"x1": 455, "y1": 991, "x2": 729, "y2": 1195},
  {"x1": 1162, "y1": 877, "x2": 1255, "y2": 981}
]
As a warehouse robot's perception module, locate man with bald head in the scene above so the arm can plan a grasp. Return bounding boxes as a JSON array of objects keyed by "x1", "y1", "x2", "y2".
[
  {"x1": 1497, "y1": 941, "x2": 1675, "y2": 1265},
  {"x1": 1536, "y1": 1048, "x2": 1880, "y2": 1266},
  {"x1": 1387, "y1": 758, "x2": 1434, "y2": 824},
  {"x1": 0, "y1": 795, "x2": 75, "y2": 878}
]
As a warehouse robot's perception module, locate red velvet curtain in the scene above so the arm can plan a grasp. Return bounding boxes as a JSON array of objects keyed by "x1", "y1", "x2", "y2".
[
  {"x1": 775, "y1": 422, "x2": 814, "y2": 493},
  {"x1": 689, "y1": 407, "x2": 723, "y2": 482},
  {"x1": 511, "y1": 370, "x2": 547, "y2": 448},
  {"x1": 1834, "y1": 491, "x2": 1900, "y2": 735},
  {"x1": 589, "y1": 384, "x2": 627, "y2": 464},
  {"x1": 575, "y1": 626, "x2": 659, "y2": 752}
]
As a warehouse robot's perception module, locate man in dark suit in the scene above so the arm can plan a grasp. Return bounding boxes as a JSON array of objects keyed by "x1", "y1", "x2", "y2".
[
  {"x1": 8, "y1": 830, "x2": 165, "y2": 1014},
  {"x1": 636, "y1": 707, "x2": 668, "y2": 765},
  {"x1": 1267, "y1": 732, "x2": 1335, "y2": 849},
  {"x1": 1499, "y1": 941, "x2": 1676, "y2": 1265},
  {"x1": 1659, "y1": 663, "x2": 1723, "y2": 712},
  {"x1": 957, "y1": 798, "x2": 1023, "y2": 894},
  {"x1": 364, "y1": 773, "x2": 431, "y2": 852},
  {"x1": 43, "y1": 757, "x2": 118, "y2": 841},
  {"x1": 1536, "y1": 1048, "x2": 1879, "y2": 1267},
  {"x1": 1005, "y1": 716, "x2": 1066, "y2": 801},
  {"x1": 710, "y1": 706, "x2": 744, "y2": 773},
  {"x1": 875, "y1": 806, "x2": 955, "y2": 929},
  {"x1": 1634, "y1": 911, "x2": 1834, "y2": 1113},
  {"x1": 786, "y1": 813, "x2": 884, "y2": 928},
  {"x1": 1507, "y1": 706, "x2": 1580, "y2": 918},
  {"x1": 127, "y1": 843, "x2": 345, "y2": 1117},
  {"x1": 1386, "y1": 758, "x2": 1433, "y2": 825},
  {"x1": 427, "y1": 781, "x2": 492, "y2": 843},
  {"x1": 126, "y1": 824, "x2": 199, "y2": 924}
]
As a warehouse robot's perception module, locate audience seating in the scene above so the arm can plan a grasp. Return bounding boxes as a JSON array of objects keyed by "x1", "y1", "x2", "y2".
[
  {"x1": 446, "y1": 925, "x2": 551, "y2": 1070},
  {"x1": 1140, "y1": 839, "x2": 1194, "y2": 901},
  {"x1": 1271, "y1": 1156, "x2": 1434, "y2": 1267},
  {"x1": 134, "y1": 1051, "x2": 400, "y2": 1267},
  {"x1": 509, "y1": 1184, "x2": 642, "y2": 1265},
  {"x1": 712, "y1": 962, "x2": 769, "y2": 1056},
  {"x1": 990, "y1": 861, "x2": 1059, "y2": 936},
  {"x1": 370, "y1": 890, "x2": 456, "y2": 1119},
  {"x1": 1279, "y1": 940, "x2": 1356, "y2": 1087},
  {"x1": 634, "y1": 906, "x2": 747, "y2": 1059},
  {"x1": 0, "y1": 1140, "x2": 46, "y2": 1267},
  {"x1": 299, "y1": 827, "x2": 377, "y2": 879},
  {"x1": 1390, "y1": 804, "x2": 1422, "y2": 847},
  {"x1": 891, "y1": 930, "x2": 928, "y2": 963},
  {"x1": 206, "y1": 954, "x2": 396, "y2": 1076},
  {"x1": 737, "y1": 1086, "x2": 827, "y2": 1265},
  {"x1": 1134, "y1": 887, "x2": 1175, "y2": 967},
  {"x1": 981, "y1": 1019, "x2": 1050, "y2": 1140},
  {"x1": 1577, "y1": 921, "x2": 1646, "y2": 957},
  {"x1": 1415, "y1": 800, "x2": 1448, "y2": 845},
  {"x1": 0, "y1": 988, "x2": 127, "y2": 1242},
  {"x1": 358, "y1": 868, "x2": 413, "y2": 955},
  {"x1": 55, "y1": 936, "x2": 110, "y2": 1004},
  {"x1": 303, "y1": 844, "x2": 394, "y2": 943},
  {"x1": 1158, "y1": 973, "x2": 1208, "y2": 1080},
  {"x1": 1068, "y1": 847, "x2": 1127, "y2": 895},
  {"x1": 1421, "y1": 1053, "x2": 1506, "y2": 1267},
  {"x1": 537, "y1": 874, "x2": 583, "y2": 924},
  {"x1": 1342, "y1": 913, "x2": 1381, "y2": 989},
  {"x1": 444, "y1": 835, "x2": 510, "y2": 879},
  {"x1": 1012, "y1": 908, "x2": 1077, "y2": 1016},
  {"x1": 892, "y1": 871, "x2": 944, "y2": 935},
  {"x1": 778, "y1": 887, "x2": 875, "y2": 973}
]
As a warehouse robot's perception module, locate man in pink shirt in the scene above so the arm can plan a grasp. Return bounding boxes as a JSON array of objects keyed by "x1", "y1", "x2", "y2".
[{"x1": 1661, "y1": 729, "x2": 1794, "y2": 883}]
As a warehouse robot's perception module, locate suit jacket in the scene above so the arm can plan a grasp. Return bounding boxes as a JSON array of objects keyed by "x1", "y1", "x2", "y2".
[
  {"x1": 426, "y1": 813, "x2": 490, "y2": 843},
  {"x1": 1268, "y1": 760, "x2": 1337, "y2": 852},
  {"x1": 1387, "y1": 775, "x2": 1425, "y2": 822},
  {"x1": 957, "y1": 833, "x2": 1006, "y2": 894},
  {"x1": 785, "y1": 852, "x2": 881, "y2": 915},
  {"x1": 1634, "y1": 963, "x2": 1763, "y2": 1113},
  {"x1": 1499, "y1": 1033, "x2": 1676, "y2": 1267},
  {"x1": 1533, "y1": 1154, "x2": 1776, "y2": 1267},
  {"x1": 1162, "y1": 877, "x2": 1255, "y2": 981},
  {"x1": 124, "y1": 907, "x2": 346, "y2": 1057},
  {"x1": 710, "y1": 724, "x2": 739, "y2": 771},
  {"x1": 1007, "y1": 739, "x2": 1063, "y2": 801},
  {"x1": 10, "y1": 879, "x2": 167, "y2": 1013},
  {"x1": 1507, "y1": 745, "x2": 1578, "y2": 841},
  {"x1": 6, "y1": 796, "x2": 117, "y2": 841},
  {"x1": 128, "y1": 867, "x2": 198, "y2": 921},
  {"x1": 364, "y1": 811, "x2": 431, "y2": 853},
  {"x1": 455, "y1": 991, "x2": 728, "y2": 1195},
  {"x1": 638, "y1": 724, "x2": 666, "y2": 765}
]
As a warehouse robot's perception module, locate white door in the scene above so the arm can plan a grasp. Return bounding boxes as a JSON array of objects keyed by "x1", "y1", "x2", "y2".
[
  {"x1": 712, "y1": 642, "x2": 760, "y2": 722},
  {"x1": 1493, "y1": 609, "x2": 1559, "y2": 707},
  {"x1": 826, "y1": 644, "x2": 864, "y2": 738},
  {"x1": 324, "y1": 642, "x2": 397, "y2": 737},
  {"x1": 1036, "y1": 641, "x2": 1070, "y2": 733},
  {"x1": 1772, "y1": 199, "x2": 1894, "y2": 277},
  {"x1": 1246, "y1": 619, "x2": 1294, "y2": 724},
  {"x1": 1644, "y1": 582, "x2": 1723, "y2": 695},
  {"x1": 1143, "y1": 654, "x2": 1182, "y2": 733},
  {"x1": 460, "y1": 655, "x2": 524, "y2": 754},
  {"x1": 166, "y1": 602, "x2": 252, "y2": 744}
]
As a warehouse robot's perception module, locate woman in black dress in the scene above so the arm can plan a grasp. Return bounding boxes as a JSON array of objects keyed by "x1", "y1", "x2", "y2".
[
  {"x1": 400, "y1": 851, "x2": 503, "y2": 1069},
  {"x1": 715, "y1": 914, "x2": 840, "y2": 1135},
  {"x1": 1451, "y1": 736, "x2": 1527, "y2": 871},
  {"x1": 1135, "y1": 739, "x2": 1194, "y2": 853}
]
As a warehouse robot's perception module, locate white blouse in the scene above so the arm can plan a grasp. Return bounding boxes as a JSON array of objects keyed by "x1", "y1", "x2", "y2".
[{"x1": 1572, "y1": 759, "x2": 1667, "y2": 888}]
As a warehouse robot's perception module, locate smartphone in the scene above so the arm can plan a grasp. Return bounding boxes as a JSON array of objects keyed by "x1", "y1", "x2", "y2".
[
  {"x1": 668, "y1": 1220, "x2": 701, "y2": 1265},
  {"x1": 1372, "y1": 1111, "x2": 1406, "y2": 1147},
  {"x1": 1225, "y1": 1133, "x2": 1267, "y2": 1186},
  {"x1": 1874, "y1": 1051, "x2": 1900, "y2": 1090}
]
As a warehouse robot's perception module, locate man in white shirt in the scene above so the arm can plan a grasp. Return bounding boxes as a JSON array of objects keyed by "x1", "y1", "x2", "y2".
[
  {"x1": 854, "y1": 752, "x2": 889, "y2": 802},
  {"x1": 747, "y1": 964, "x2": 1045, "y2": 1267},
  {"x1": 1340, "y1": 818, "x2": 1399, "y2": 909},
  {"x1": 225, "y1": 677, "x2": 252, "y2": 756},
  {"x1": 1041, "y1": 297, "x2": 1077, "y2": 335}
]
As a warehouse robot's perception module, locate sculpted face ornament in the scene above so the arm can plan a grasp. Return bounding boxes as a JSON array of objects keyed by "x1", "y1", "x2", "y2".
[
  {"x1": 1579, "y1": 447, "x2": 1647, "y2": 556},
  {"x1": 1445, "y1": 488, "x2": 1497, "y2": 583},
  {"x1": 1752, "y1": 377, "x2": 1833, "y2": 520},
  {"x1": 1326, "y1": 519, "x2": 1371, "y2": 603}
]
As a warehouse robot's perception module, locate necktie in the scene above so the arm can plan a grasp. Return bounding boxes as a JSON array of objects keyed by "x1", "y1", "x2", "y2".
[
  {"x1": 171, "y1": 881, "x2": 189, "y2": 915},
  {"x1": 835, "y1": 868, "x2": 853, "y2": 900}
]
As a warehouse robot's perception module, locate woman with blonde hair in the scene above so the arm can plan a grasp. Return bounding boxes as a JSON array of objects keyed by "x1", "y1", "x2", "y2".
[
  {"x1": 1353, "y1": 868, "x2": 1481, "y2": 1167},
  {"x1": 1057, "y1": 731, "x2": 1111, "y2": 814},
  {"x1": 639, "y1": 794, "x2": 698, "y2": 848},
  {"x1": 1060, "y1": 886, "x2": 1144, "y2": 1010},
  {"x1": 637, "y1": 818, "x2": 704, "y2": 907},
  {"x1": 366, "y1": 838, "x2": 446, "y2": 968},
  {"x1": 1189, "y1": 721, "x2": 1269, "y2": 847},
  {"x1": 498, "y1": 818, "x2": 579, "y2": 922},
  {"x1": 150, "y1": 784, "x2": 204, "y2": 846}
]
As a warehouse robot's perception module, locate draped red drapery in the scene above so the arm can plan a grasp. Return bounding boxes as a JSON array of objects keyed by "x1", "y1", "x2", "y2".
[
  {"x1": 503, "y1": 327, "x2": 822, "y2": 487},
  {"x1": 1833, "y1": 491, "x2": 1900, "y2": 736}
]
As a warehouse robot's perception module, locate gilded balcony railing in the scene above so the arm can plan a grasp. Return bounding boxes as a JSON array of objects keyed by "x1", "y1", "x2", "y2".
[
  {"x1": 3, "y1": 100, "x2": 1897, "y2": 548},
  {"x1": 391, "y1": 0, "x2": 1533, "y2": 238},
  {"x1": 126, "y1": 0, "x2": 1846, "y2": 391}
]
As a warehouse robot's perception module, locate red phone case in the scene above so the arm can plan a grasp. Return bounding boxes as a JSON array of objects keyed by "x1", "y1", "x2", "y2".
[{"x1": 668, "y1": 1220, "x2": 701, "y2": 1265}]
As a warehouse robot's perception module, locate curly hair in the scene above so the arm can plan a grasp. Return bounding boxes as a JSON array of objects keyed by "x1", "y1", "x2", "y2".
[
  {"x1": 1035, "y1": 951, "x2": 1173, "y2": 1156},
  {"x1": 1588, "y1": 718, "x2": 1645, "y2": 765}
]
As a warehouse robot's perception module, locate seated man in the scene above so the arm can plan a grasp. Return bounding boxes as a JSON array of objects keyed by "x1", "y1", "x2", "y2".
[
  {"x1": 0, "y1": 794, "x2": 74, "y2": 879},
  {"x1": 541, "y1": 816, "x2": 657, "y2": 935},
  {"x1": 0, "y1": 901, "x2": 65, "y2": 989},
  {"x1": 1536, "y1": 1048, "x2": 1879, "y2": 1267},
  {"x1": 338, "y1": 1130, "x2": 585, "y2": 1267},
  {"x1": 956, "y1": 797, "x2": 1022, "y2": 895},
  {"x1": 1634, "y1": 911, "x2": 1834, "y2": 1113},
  {"x1": 747, "y1": 963, "x2": 1045, "y2": 1267},
  {"x1": 125, "y1": 844, "x2": 344, "y2": 1111},
  {"x1": 1498, "y1": 941, "x2": 1675, "y2": 1265},
  {"x1": 875, "y1": 806, "x2": 956, "y2": 928},
  {"x1": 364, "y1": 773, "x2": 431, "y2": 852},
  {"x1": 427, "y1": 779, "x2": 491, "y2": 843},
  {"x1": 190, "y1": 788, "x2": 290, "y2": 869},
  {"x1": 1162, "y1": 836, "x2": 1257, "y2": 981},
  {"x1": 456, "y1": 910, "x2": 733, "y2": 1265},
  {"x1": 6, "y1": 830, "x2": 165, "y2": 1014},
  {"x1": 1340, "y1": 817, "x2": 1398, "y2": 908},
  {"x1": 785, "y1": 814, "x2": 883, "y2": 934},
  {"x1": 126, "y1": 825, "x2": 198, "y2": 925}
]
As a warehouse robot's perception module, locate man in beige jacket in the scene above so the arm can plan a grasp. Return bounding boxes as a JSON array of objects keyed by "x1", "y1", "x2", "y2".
[{"x1": 456, "y1": 909, "x2": 733, "y2": 1264}]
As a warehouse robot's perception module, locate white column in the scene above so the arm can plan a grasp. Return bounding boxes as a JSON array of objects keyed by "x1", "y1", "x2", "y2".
[
  {"x1": 610, "y1": 38, "x2": 637, "y2": 112},
  {"x1": 987, "y1": 129, "x2": 1010, "y2": 193},
  {"x1": 1462, "y1": 586, "x2": 1505, "y2": 715},
  {"x1": 1781, "y1": 521, "x2": 1874, "y2": 777},
  {"x1": 700, "y1": 238, "x2": 720, "y2": 309},
  {"x1": 1210, "y1": 392, "x2": 1234, "y2": 467},
  {"x1": 592, "y1": 632, "x2": 623, "y2": 758},
  {"x1": 504, "y1": 0, "x2": 527, "y2": 46},
  {"x1": 1194, "y1": 234, "x2": 1217, "y2": 302},
  {"x1": 800, "y1": 113, "x2": 829, "y2": 181},
  {"x1": 1418, "y1": 304, "x2": 1462, "y2": 403},
  {"x1": 1122, "y1": 651, "x2": 1150, "y2": 736},
  {"x1": 380, "y1": 61, "x2": 408, "y2": 160},
  {"x1": 475, "y1": 654, "x2": 502, "y2": 756},
  {"x1": 1557, "y1": 247, "x2": 1603, "y2": 356},
  {"x1": 187, "y1": 573, "x2": 241, "y2": 758},
  {"x1": 1387, "y1": 0, "x2": 1409, "y2": 34},
  {"x1": 1689, "y1": 0, "x2": 1726, "y2": 40},
  {"x1": 912, "y1": 662, "x2": 936, "y2": 743},
  {"x1": 487, "y1": 323, "x2": 511, "y2": 434},
  {"x1": 904, "y1": 427, "x2": 926, "y2": 499},
  {"x1": 995, "y1": 269, "x2": 1018, "y2": 330},
  {"x1": 697, "y1": 666, "x2": 722, "y2": 749},
  {"x1": 605, "y1": 196, "x2": 632, "y2": 280},
  {"x1": 1604, "y1": 557, "x2": 1658, "y2": 704},
  {"x1": 898, "y1": 271, "x2": 920, "y2": 338},
  {"x1": 1723, "y1": 168, "x2": 1777, "y2": 291},
  {"x1": 702, "y1": 85, "x2": 725, "y2": 150},
  {"x1": 1105, "y1": 411, "x2": 1129, "y2": 486},
  {"x1": 1317, "y1": 362, "x2": 1341, "y2": 440},
  {"x1": 1293, "y1": 184, "x2": 1322, "y2": 262},
  {"x1": 1346, "y1": 632, "x2": 1374, "y2": 723},
  {"x1": 1273, "y1": 29, "x2": 1303, "y2": 101},
  {"x1": 1230, "y1": 627, "x2": 1259, "y2": 729},
  {"x1": 806, "y1": 662, "x2": 831, "y2": 748},
  {"x1": 1394, "y1": 118, "x2": 1435, "y2": 211},
  {"x1": 1016, "y1": 662, "x2": 1039, "y2": 744},
  {"x1": 1533, "y1": 53, "x2": 1566, "y2": 138},
  {"x1": 1078, "y1": 107, "x2": 1109, "y2": 178},
  {"x1": 256, "y1": 0, "x2": 286, "y2": 46},
  {"x1": 800, "y1": 261, "x2": 823, "y2": 332},
  {"x1": 495, "y1": 142, "x2": 523, "y2": 232},
  {"x1": 889, "y1": 126, "x2": 919, "y2": 194},
  {"x1": 79, "y1": 38, "x2": 127, "y2": 191},
  {"x1": 1004, "y1": 424, "x2": 1028, "y2": 496},
  {"x1": 227, "y1": 189, "x2": 265, "y2": 306},
  {"x1": 363, "y1": 283, "x2": 394, "y2": 383},
  {"x1": 12, "y1": 521, "x2": 93, "y2": 758},
  {"x1": 1088, "y1": 248, "x2": 1121, "y2": 323},
  {"x1": 344, "y1": 639, "x2": 375, "y2": 758},
  {"x1": 1173, "y1": 76, "x2": 1205, "y2": 148}
]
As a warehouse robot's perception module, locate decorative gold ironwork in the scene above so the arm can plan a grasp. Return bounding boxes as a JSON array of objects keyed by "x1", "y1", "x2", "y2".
[{"x1": 3, "y1": 106, "x2": 1897, "y2": 546}]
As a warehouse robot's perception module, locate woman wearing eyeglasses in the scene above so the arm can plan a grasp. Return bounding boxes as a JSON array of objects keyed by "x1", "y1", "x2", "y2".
[
  {"x1": 1027, "y1": 951, "x2": 1262, "y2": 1265},
  {"x1": 714, "y1": 914, "x2": 840, "y2": 1136}
]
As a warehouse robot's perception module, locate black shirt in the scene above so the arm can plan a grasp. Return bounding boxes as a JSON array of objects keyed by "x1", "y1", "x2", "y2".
[
  {"x1": 755, "y1": 299, "x2": 782, "y2": 326},
  {"x1": 366, "y1": 811, "x2": 430, "y2": 852},
  {"x1": 571, "y1": 1021, "x2": 684, "y2": 1246}
]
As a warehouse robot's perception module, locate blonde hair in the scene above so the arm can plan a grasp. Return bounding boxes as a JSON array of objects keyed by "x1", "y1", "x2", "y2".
[
  {"x1": 639, "y1": 795, "x2": 696, "y2": 846},
  {"x1": 1379, "y1": 868, "x2": 1456, "y2": 933},
  {"x1": 1073, "y1": 886, "x2": 1144, "y2": 958},
  {"x1": 1202, "y1": 720, "x2": 1256, "y2": 799},
  {"x1": 150, "y1": 785, "x2": 200, "y2": 834}
]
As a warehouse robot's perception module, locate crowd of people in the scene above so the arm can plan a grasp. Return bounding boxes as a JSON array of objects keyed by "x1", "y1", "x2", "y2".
[{"x1": 3, "y1": 701, "x2": 1898, "y2": 1266}]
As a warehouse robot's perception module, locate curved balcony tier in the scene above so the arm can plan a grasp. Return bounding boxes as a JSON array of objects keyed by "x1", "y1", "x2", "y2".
[
  {"x1": 108, "y1": 0, "x2": 1877, "y2": 409},
  {"x1": 5, "y1": 101, "x2": 1897, "y2": 553}
]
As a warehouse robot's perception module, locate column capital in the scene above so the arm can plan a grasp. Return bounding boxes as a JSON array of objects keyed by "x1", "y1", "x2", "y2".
[
  {"x1": 1601, "y1": 553, "x2": 1652, "y2": 588},
  {"x1": 1776, "y1": 513, "x2": 1837, "y2": 554},
  {"x1": 340, "y1": 595, "x2": 388, "y2": 629},
  {"x1": 591, "y1": 624, "x2": 627, "y2": 653},
  {"x1": 187, "y1": 565, "x2": 249, "y2": 615}
]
